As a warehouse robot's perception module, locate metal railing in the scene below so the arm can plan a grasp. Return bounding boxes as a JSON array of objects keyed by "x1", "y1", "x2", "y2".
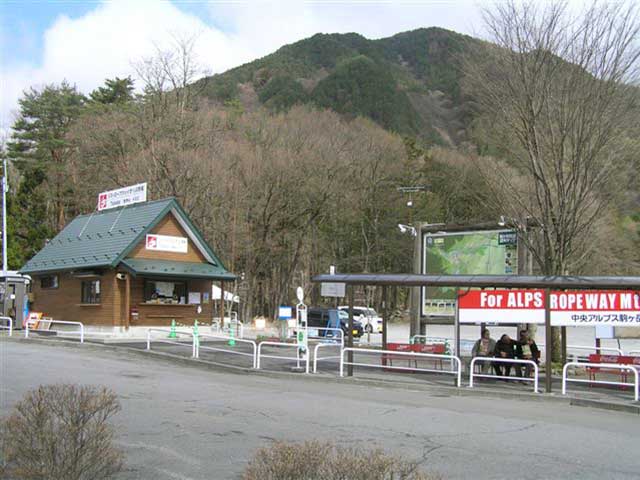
[
  {"x1": 257, "y1": 341, "x2": 309, "y2": 373},
  {"x1": 25, "y1": 319, "x2": 84, "y2": 343},
  {"x1": 469, "y1": 357, "x2": 539, "y2": 392},
  {"x1": 312, "y1": 328, "x2": 344, "y2": 374},
  {"x1": 212, "y1": 316, "x2": 245, "y2": 339},
  {"x1": 146, "y1": 328, "x2": 196, "y2": 357},
  {"x1": 196, "y1": 333, "x2": 257, "y2": 368},
  {"x1": 339, "y1": 347, "x2": 462, "y2": 387},
  {"x1": 539, "y1": 343, "x2": 623, "y2": 357},
  {"x1": 627, "y1": 350, "x2": 640, "y2": 356},
  {"x1": 0, "y1": 316, "x2": 12, "y2": 336},
  {"x1": 562, "y1": 362, "x2": 639, "y2": 402}
]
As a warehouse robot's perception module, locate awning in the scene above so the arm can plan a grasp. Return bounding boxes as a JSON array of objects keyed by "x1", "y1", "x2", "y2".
[{"x1": 120, "y1": 259, "x2": 236, "y2": 281}]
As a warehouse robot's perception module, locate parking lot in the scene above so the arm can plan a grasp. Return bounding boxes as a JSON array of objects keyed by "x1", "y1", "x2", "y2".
[{"x1": 2, "y1": 339, "x2": 640, "y2": 480}]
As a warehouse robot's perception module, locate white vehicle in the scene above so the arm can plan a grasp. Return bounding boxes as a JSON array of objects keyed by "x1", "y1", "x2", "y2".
[{"x1": 337, "y1": 306, "x2": 383, "y2": 333}]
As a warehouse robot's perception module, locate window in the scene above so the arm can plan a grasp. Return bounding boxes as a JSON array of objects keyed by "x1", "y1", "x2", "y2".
[
  {"x1": 81, "y1": 280, "x2": 100, "y2": 304},
  {"x1": 144, "y1": 280, "x2": 187, "y2": 304},
  {"x1": 41, "y1": 275, "x2": 58, "y2": 289}
]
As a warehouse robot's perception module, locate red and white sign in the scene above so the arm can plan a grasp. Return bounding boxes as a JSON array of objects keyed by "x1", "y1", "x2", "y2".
[
  {"x1": 145, "y1": 234, "x2": 188, "y2": 253},
  {"x1": 97, "y1": 183, "x2": 147, "y2": 211},
  {"x1": 550, "y1": 291, "x2": 640, "y2": 326},
  {"x1": 458, "y1": 289, "x2": 640, "y2": 326},
  {"x1": 459, "y1": 290, "x2": 545, "y2": 324}
]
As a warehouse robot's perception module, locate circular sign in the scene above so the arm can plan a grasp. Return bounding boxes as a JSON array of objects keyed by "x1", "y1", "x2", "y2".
[{"x1": 296, "y1": 287, "x2": 304, "y2": 303}]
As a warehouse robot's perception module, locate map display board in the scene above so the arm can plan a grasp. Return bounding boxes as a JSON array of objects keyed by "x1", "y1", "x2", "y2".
[{"x1": 422, "y1": 229, "x2": 518, "y2": 316}]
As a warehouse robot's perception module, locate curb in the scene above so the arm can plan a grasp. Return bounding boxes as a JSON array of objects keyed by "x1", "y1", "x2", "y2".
[{"x1": 4, "y1": 336, "x2": 638, "y2": 414}]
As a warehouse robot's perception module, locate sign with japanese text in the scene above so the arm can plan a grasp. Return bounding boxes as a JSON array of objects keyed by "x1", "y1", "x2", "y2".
[
  {"x1": 145, "y1": 234, "x2": 188, "y2": 253},
  {"x1": 459, "y1": 290, "x2": 545, "y2": 324},
  {"x1": 550, "y1": 291, "x2": 640, "y2": 326},
  {"x1": 97, "y1": 183, "x2": 147, "y2": 211},
  {"x1": 458, "y1": 289, "x2": 640, "y2": 326}
]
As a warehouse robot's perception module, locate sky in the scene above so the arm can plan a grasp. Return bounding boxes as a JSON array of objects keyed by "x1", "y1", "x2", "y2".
[
  {"x1": 0, "y1": 0, "x2": 494, "y2": 133},
  {"x1": 0, "y1": 0, "x2": 588, "y2": 134}
]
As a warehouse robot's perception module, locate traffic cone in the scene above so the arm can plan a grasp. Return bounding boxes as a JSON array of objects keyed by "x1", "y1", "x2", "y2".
[
  {"x1": 168, "y1": 319, "x2": 177, "y2": 339},
  {"x1": 228, "y1": 319, "x2": 236, "y2": 347}
]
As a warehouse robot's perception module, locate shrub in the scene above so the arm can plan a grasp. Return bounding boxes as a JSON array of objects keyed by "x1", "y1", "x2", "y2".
[
  {"x1": 243, "y1": 440, "x2": 439, "y2": 480},
  {"x1": 1, "y1": 384, "x2": 123, "y2": 480}
]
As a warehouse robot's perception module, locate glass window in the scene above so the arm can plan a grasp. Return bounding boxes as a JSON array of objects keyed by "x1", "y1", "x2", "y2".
[
  {"x1": 81, "y1": 280, "x2": 100, "y2": 304},
  {"x1": 144, "y1": 280, "x2": 187, "y2": 304},
  {"x1": 41, "y1": 275, "x2": 58, "y2": 289}
]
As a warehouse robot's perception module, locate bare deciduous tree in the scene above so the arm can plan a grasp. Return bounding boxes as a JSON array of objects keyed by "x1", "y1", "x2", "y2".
[
  {"x1": 1, "y1": 384, "x2": 123, "y2": 480},
  {"x1": 465, "y1": 0, "x2": 639, "y2": 275}
]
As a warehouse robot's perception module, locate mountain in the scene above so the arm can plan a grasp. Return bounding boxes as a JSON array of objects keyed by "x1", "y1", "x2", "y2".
[{"x1": 198, "y1": 28, "x2": 483, "y2": 145}]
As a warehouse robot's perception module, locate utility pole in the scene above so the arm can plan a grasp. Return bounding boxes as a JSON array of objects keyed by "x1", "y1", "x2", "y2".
[{"x1": 2, "y1": 155, "x2": 8, "y2": 318}]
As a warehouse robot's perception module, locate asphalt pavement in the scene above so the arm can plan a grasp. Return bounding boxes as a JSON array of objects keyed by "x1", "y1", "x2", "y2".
[{"x1": 1, "y1": 339, "x2": 639, "y2": 480}]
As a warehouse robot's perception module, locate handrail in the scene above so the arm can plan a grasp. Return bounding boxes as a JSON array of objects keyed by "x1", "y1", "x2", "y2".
[
  {"x1": 212, "y1": 317, "x2": 245, "y2": 339},
  {"x1": 197, "y1": 332, "x2": 257, "y2": 368},
  {"x1": 340, "y1": 347, "x2": 462, "y2": 387},
  {"x1": 539, "y1": 344, "x2": 623, "y2": 356},
  {"x1": 469, "y1": 357, "x2": 539, "y2": 392},
  {"x1": 0, "y1": 316, "x2": 12, "y2": 336},
  {"x1": 628, "y1": 350, "x2": 640, "y2": 356},
  {"x1": 257, "y1": 341, "x2": 309, "y2": 373},
  {"x1": 312, "y1": 327, "x2": 345, "y2": 374},
  {"x1": 25, "y1": 319, "x2": 84, "y2": 343},
  {"x1": 562, "y1": 362, "x2": 639, "y2": 402},
  {"x1": 146, "y1": 328, "x2": 196, "y2": 357}
]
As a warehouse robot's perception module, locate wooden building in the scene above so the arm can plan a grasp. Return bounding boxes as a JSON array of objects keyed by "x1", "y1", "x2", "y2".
[{"x1": 20, "y1": 198, "x2": 235, "y2": 328}]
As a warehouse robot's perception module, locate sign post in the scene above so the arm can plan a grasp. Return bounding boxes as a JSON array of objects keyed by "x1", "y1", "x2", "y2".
[
  {"x1": 295, "y1": 287, "x2": 308, "y2": 373},
  {"x1": 278, "y1": 306, "x2": 293, "y2": 341}
]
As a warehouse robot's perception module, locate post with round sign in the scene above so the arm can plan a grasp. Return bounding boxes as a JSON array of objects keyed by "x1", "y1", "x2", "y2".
[{"x1": 296, "y1": 287, "x2": 309, "y2": 374}]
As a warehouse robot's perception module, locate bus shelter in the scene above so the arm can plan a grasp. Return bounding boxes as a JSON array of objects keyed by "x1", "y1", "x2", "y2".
[{"x1": 311, "y1": 273, "x2": 640, "y2": 392}]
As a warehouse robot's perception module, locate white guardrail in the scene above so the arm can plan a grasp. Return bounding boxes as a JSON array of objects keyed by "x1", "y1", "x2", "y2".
[
  {"x1": 539, "y1": 344, "x2": 624, "y2": 357},
  {"x1": 257, "y1": 341, "x2": 309, "y2": 373},
  {"x1": 146, "y1": 328, "x2": 196, "y2": 357},
  {"x1": 469, "y1": 357, "x2": 539, "y2": 392},
  {"x1": 196, "y1": 333, "x2": 257, "y2": 368},
  {"x1": 340, "y1": 347, "x2": 462, "y2": 387},
  {"x1": 562, "y1": 362, "x2": 639, "y2": 402},
  {"x1": 312, "y1": 327, "x2": 344, "y2": 374},
  {"x1": 0, "y1": 316, "x2": 12, "y2": 336},
  {"x1": 25, "y1": 319, "x2": 84, "y2": 343}
]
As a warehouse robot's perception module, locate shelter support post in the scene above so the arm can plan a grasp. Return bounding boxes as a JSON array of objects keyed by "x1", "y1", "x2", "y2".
[
  {"x1": 124, "y1": 273, "x2": 130, "y2": 330},
  {"x1": 220, "y1": 281, "x2": 225, "y2": 325},
  {"x1": 561, "y1": 326, "x2": 567, "y2": 365},
  {"x1": 347, "y1": 286, "x2": 354, "y2": 376},
  {"x1": 544, "y1": 288, "x2": 552, "y2": 393},
  {"x1": 382, "y1": 285, "x2": 388, "y2": 366},
  {"x1": 410, "y1": 226, "x2": 422, "y2": 338},
  {"x1": 455, "y1": 291, "x2": 460, "y2": 360}
]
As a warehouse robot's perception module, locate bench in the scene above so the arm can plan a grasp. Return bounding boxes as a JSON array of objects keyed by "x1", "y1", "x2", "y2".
[
  {"x1": 383, "y1": 342, "x2": 446, "y2": 371},
  {"x1": 587, "y1": 354, "x2": 640, "y2": 387}
]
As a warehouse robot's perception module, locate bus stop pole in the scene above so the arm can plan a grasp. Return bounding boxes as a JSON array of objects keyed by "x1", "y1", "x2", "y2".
[
  {"x1": 454, "y1": 292, "x2": 460, "y2": 359},
  {"x1": 347, "y1": 286, "x2": 354, "y2": 377},
  {"x1": 544, "y1": 288, "x2": 553, "y2": 393},
  {"x1": 382, "y1": 285, "x2": 388, "y2": 366}
]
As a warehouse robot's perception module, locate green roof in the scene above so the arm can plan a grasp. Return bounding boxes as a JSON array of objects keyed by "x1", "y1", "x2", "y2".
[
  {"x1": 121, "y1": 259, "x2": 235, "y2": 280},
  {"x1": 20, "y1": 197, "x2": 233, "y2": 280}
]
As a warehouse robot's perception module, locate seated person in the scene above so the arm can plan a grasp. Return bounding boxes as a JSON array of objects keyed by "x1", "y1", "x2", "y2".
[
  {"x1": 515, "y1": 330, "x2": 540, "y2": 378},
  {"x1": 494, "y1": 334, "x2": 516, "y2": 377},
  {"x1": 472, "y1": 329, "x2": 496, "y2": 373}
]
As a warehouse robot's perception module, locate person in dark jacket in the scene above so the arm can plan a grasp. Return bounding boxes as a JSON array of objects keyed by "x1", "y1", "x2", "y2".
[
  {"x1": 515, "y1": 330, "x2": 540, "y2": 378},
  {"x1": 493, "y1": 334, "x2": 516, "y2": 377}
]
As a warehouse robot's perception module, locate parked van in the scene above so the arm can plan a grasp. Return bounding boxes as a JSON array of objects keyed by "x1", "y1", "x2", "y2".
[{"x1": 307, "y1": 308, "x2": 364, "y2": 338}]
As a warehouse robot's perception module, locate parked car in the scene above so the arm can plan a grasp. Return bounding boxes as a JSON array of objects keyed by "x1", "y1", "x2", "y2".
[
  {"x1": 307, "y1": 308, "x2": 364, "y2": 338},
  {"x1": 338, "y1": 306, "x2": 383, "y2": 334}
]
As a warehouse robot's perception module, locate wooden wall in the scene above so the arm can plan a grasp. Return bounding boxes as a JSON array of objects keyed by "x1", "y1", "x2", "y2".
[
  {"x1": 127, "y1": 213, "x2": 207, "y2": 263},
  {"x1": 30, "y1": 271, "x2": 118, "y2": 326},
  {"x1": 130, "y1": 277, "x2": 214, "y2": 327}
]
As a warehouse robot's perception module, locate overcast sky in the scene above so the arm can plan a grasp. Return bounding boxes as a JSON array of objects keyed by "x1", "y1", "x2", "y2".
[{"x1": 0, "y1": 0, "x2": 587, "y2": 133}]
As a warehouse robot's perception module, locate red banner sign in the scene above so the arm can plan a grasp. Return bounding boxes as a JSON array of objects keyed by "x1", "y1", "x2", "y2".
[{"x1": 458, "y1": 290, "x2": 640, "y2": 326}]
